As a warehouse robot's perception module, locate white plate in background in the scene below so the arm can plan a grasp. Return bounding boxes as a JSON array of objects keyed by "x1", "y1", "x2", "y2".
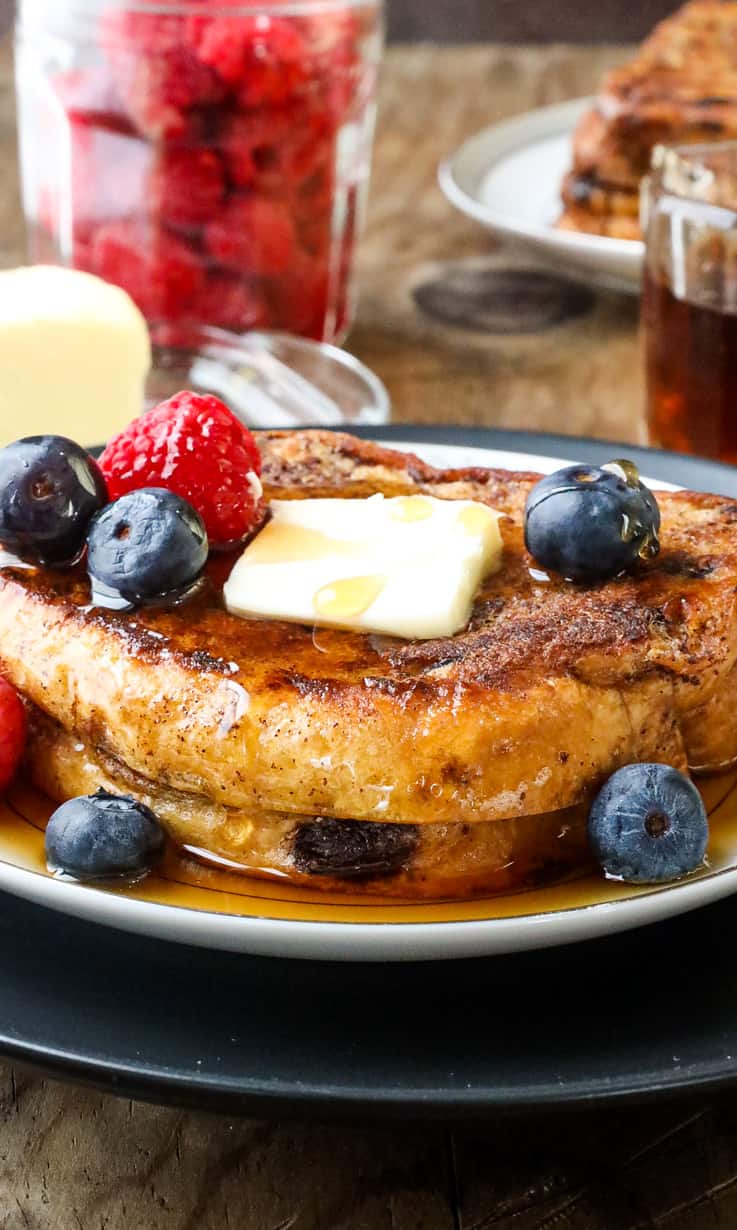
[{"x1": 439, "y1": 97, "x2": 644, "y2": 295}]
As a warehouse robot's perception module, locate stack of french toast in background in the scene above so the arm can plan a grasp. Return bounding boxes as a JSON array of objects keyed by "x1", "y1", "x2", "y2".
[{"x1": 559, "y1": 0, "x2": 737, "y2": 240}]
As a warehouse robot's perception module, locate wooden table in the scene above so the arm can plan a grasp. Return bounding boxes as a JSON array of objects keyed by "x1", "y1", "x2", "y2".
[{"x1": 2, "y1": 39, "x2": 737, "y2": 1230}]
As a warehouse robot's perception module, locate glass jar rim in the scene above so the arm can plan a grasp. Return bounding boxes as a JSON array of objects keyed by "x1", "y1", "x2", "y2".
[
  {"x1": 101, "y1": 0, "x2": 376, "y2": 13},
  {"x1": 16, "y1": 0, "x2": 382, "y2": 45},
  {"x1": 649, "y1": 141, "x2": 737, "y2": 203}
]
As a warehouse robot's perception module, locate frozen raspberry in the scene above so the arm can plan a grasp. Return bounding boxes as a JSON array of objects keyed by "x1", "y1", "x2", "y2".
[
  {"x1": 71, "y1": 230, "x2": 95, "y2": 272},
  {"x1": 196, "y1": 275, "x2": 269, "y2": 333},
  {"x1": 218, "y1": 107, "x2": 334, "y2": 193},
  {"x1": 218, "y1": 109, "x2": 292, "y2": 189},
  {"x1": 150, "y1": 147, "x2": 226, "y2": 229},
  {"x1": 269, "y1": 253, "x2": 330, "y2": 339},
  {"x1": 302, "y1": 8, "x2": 362, "y2": 59},
  {"x1": 99, "y1": 10, "x2": 224, "y2": 141},
  {"x1": 297, "y1": 206, "x2": 333, "y2": 261},
  {"x1": 303, "y1": 10, "x2": 364, "y2": 119},
  {"x1": 205, "y1": 195, "x2": 297, "y2": 277},
  {"x1": 187, "y1": 13, "x2": 309, "y2": 107},
  {"x1": 90, "y1": 219, "x2": 205, "y2": 323},
  {"x1": 0, "y1": 679, "x2": 26, "y2": 793},
  {"x1": 99, "y1": 392, "x2": 263, "y2": 548}
]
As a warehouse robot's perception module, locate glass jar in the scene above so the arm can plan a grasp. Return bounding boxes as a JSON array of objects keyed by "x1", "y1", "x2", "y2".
[
  {"x1": 642, "y1": 142, "x2": 737, "y2": 462},
  {"x1": 15, "y1": 0, "x2": 383, "y2": 345}
]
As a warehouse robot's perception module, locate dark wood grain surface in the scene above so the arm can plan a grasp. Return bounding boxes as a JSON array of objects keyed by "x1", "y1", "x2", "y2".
[
  {"x1": 387, "y1": 0, "x2": 682, "y2": 43},
  {"x1": 3, "y1": 32, "x2": 735, "y2": 1230},
  {"x1": 2, "y1": 0, "x2": 683, "y2": 43}
]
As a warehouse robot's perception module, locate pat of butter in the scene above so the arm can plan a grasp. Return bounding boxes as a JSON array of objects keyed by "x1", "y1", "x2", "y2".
[
  {"x1": 0, "y1": 266, "x2": 151, "y2": 447},
  {"x1": 223, "y1": 494, "x2": 503, "y2": 640}
]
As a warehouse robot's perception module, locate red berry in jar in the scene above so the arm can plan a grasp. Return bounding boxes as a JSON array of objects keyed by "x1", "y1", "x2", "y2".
[
  {"x1": 99, "y1": 9, "x2": 224, "y2": 142},
  {"x1": 217, "y1": 108, "x2": 293, "y2": 190},
  {"x1": 150, "y1": 146, "x2": 226, "y2": 230},
  {"x1": 90, "y1": 219, "x2": 205, "y2": 323},
  {"x1": 196, "y1": 275, "x2": 270, "y2": 334},
  {"x1": 205, "y1": 195, "x2": 297, "y2": 277},
  {"x1": 20, "y1": 1, "x2": 382, "y2": 344},
  {"x1": 186, "y1": 11, "x2": 310, "y2": 107},
  {"x1": 270, "y1": 252, "x2": 330, "y2": 339},
  {"x1": 218, "y1": 105, "x2": 335, "y2": 194}
]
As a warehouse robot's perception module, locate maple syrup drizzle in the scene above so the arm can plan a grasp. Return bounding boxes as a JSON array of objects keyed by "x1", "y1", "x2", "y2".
[
  {"x1": 243, "y1": 521, "x2": 355, "y2": 564},
  {"x1": 457, "y1": 503, "x2": 497, "y2": 535},
  {"x1": 390, "y1": 496, "x2": 434, "y2": 523},
  {"x1": 313, "y1": 575, "x2": 386, "y2": 620},
  {"x1": 5, "y1": 770, "x2": 737, "y2": 919}
]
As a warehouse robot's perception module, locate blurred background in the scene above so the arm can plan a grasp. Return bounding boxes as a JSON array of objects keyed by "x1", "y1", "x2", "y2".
[{"x1": 0, "y1": 0, "x2": 685, "y2": 42}]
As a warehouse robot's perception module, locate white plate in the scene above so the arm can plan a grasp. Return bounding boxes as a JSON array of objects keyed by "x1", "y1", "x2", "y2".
[
  {"x1": 439, "y1": 98, "x2": 644, "y2": 294},
  {"x1": 0, "y1": 442, "x2": 722, "y2": 964}
]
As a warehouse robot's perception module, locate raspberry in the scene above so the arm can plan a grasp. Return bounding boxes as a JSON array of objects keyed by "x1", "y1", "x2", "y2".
[
  {"x1": 99, "y1": 392, "x2": 264, "y2": 548},
  {"x1": 218, "y1": 107, "x2": 335, "y2": 194},
  {"x1": 303, "y1": 10, "x2": 364, "y2": 120},
  {"x1": 0, "y1": 679, "x2": 26, "y2": 793},
  {"x1": 205, "y1": 195, "x2": 297, "y2": 277},
  {"x1": 302, "y1": 9, "x2": 362, "y2": 60},
  {"x1": 150, "y1": 147, "x2": 226, "y2": 229},
  {"x1": 196, "y1": 274, "x2": 269, "y2": 333},
  {"x1": 187, "y1": 13, "x2": 309, "y2": 107},
  {"x1": 99, "y1": 10, "x2": 223, "y2": 141},
  {"x1": 90, "y1": 219, "x2": 205, "y2": 323},
  {"x1": 218, "y1": 109, "x2": 292, "y2": 189},
  {"x1": 269, "y1": 253, "x2": 330, "y2": 339},
  {"x1": 297, "y1": 206, "x2": 332, "y2": 261}
]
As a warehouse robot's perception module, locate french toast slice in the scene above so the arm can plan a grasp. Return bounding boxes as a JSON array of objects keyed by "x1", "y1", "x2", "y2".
[
  {"x1": 0, "y1": 430, "x2": 736, "y2": 864},
  {"x1": 559, "y1": 168, "x2": 640, "y2": 240},
  {"x1": 25, "y1": 705, "x2": 592, "y2": 897},
  {"x1": 557, "y1": 207, "x2": 641, "y2": 241},
  {"x1": 561, "y1": 171, "x2": 640, "y2": 221},
  {"x1": 560, "y1": 0, "x2": 737, "y2": 239}
]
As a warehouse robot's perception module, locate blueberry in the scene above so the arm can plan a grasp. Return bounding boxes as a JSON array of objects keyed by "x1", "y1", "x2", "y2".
[
  {"x1": 0, "y1": 435, "x2": 107, "y2": 566},
  {"x1": 87, "y1": 488, "x2": 208, "y2": 609},
  {"x1": 45, "y1": 789, "x2": 165, "y2": 881},
  {"x1": 524, "y1": 460, "x2": 660, "y2": 583},
  {"x1": 293, "y1": 818, "x2": 418, "y2": 879},
  {"x1": 588, "y1": 763, "x2": 708, "y2": 884}
]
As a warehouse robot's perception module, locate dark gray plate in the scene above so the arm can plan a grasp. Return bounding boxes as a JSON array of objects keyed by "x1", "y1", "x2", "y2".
[{"x1": 2, "y1": 427, "x2": 736, "y2": 1118}]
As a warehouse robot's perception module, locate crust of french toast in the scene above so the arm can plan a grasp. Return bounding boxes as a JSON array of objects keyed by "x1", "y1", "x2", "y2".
[
  {"x1": 25, "y1": 706, "x2": 592, "y2": 898},
  {"x1": 1, "y1": 430, "x2": 736, "y2": 832}
]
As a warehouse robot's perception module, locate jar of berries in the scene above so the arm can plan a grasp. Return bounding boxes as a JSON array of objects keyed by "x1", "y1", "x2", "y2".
[{"x1": 15, "y1": 0, "x2": 383, "y2": 344}]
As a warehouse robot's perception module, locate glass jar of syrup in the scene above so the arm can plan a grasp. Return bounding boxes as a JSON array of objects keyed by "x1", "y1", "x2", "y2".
[
  {"x1": 15, "y1": 0, "x2": 384, "y2": 345},
  {"x1": 642, "y1": 142, "x2": 737, "y2": 462}
]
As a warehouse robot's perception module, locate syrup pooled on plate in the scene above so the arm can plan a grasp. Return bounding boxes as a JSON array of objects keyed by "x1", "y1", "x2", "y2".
[{"x1": 4, "y1": 769, "x2": 737, "y2": 926}]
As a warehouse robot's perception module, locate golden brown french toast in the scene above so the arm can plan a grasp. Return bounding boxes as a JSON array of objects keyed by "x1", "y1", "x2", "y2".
[
  {"x1": 1, "y1": 426, "x2": 737, "y2": 899},
  {"x1": 25, "y1": 705, "x2": 592, "y2": 897},
  {"x1": 560, "y1": 0, "x2": 737, "y2": 239}
]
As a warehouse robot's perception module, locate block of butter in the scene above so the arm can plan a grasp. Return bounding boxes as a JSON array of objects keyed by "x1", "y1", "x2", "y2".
[
  {"x1": 224, "y1": 494, "x2": 504, "y2": 640},
  {"x1": 0, "y1": 266, "x2": 151, "y2": 448}
]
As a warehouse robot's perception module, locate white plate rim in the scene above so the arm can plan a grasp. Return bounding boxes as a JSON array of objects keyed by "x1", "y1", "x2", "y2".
[
  {"x1": 438, "y1": 97, "x2": 644, "y2": 285},
  {"x1": 0, "y1": 441, "x2": 712, "y2": 963}
]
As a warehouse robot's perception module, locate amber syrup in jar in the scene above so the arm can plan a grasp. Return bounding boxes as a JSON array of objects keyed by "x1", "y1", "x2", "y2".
[{"x1": 643, "y1": 267, "x2": 737, "y2": 463}]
